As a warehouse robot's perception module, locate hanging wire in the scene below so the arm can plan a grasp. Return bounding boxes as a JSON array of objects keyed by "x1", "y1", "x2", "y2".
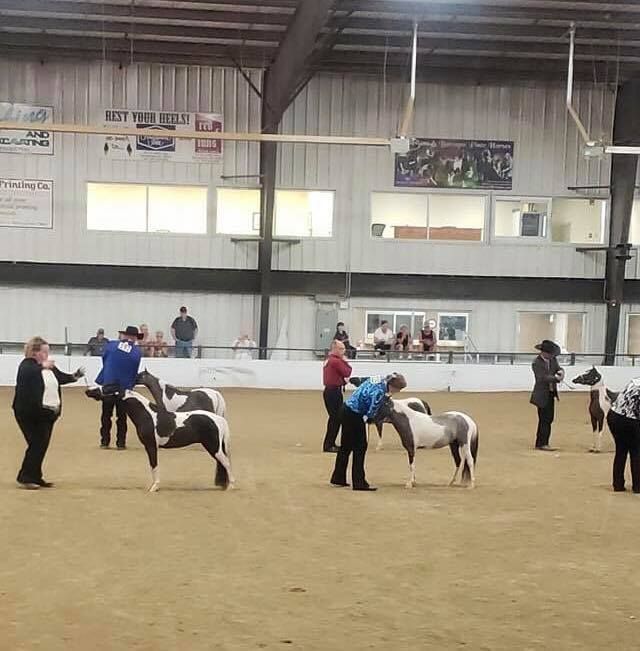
[
  {"x1": 129, "y1": 0, "x2": 135, "y2": 66},
  {"x1": 382, "y1": 35, "x2": 388, "y2": 124},
  {"x1": 101, "y1": 1, "x2": 106, "y2": 63}
]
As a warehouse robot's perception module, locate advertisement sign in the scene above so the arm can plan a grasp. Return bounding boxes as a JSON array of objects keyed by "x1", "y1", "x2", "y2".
[
  {"x1": 0, "y1": 102, "x2": 54, "y2": 155},
  {"x1": 102, "y1": 109, "x2": 223, "y2": 161},
  {"x1": 0, "y1": 178, "x2": 53, "y2": 228},
  {"x1": 395, "y1": 138, "x2": 514, "y2": 190}
]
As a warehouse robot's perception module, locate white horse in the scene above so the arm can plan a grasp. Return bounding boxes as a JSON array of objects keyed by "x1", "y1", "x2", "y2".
[
  {"x1": 372, "y1": 397, "x2": 431, "y2": 451},
  {"x1": 376, "y1": 397, "x2": 479, "y2": 489},
  {"x1": 120, "y1": 390, "x2": 234, "y2": 492},
  {"x1": 137, "y1": 369, "x2": 226, "y2": 417}
]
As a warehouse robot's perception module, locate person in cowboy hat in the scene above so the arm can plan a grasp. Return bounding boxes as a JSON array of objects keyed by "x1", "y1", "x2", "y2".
[
  {"x1": 530, "y1": 339, "x2": 564, "y2": 451},
  {"x1": 93, "y1": 326, "x2": 144, "y2": 449}
]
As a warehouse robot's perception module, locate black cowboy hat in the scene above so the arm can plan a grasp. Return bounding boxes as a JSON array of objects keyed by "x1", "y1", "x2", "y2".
[
  {"x1": 534, "y1": 339, "x2": 561, "y2": 356},
  {"x1": 119, "y1": 325, "x2": 145, "y2": 340}
]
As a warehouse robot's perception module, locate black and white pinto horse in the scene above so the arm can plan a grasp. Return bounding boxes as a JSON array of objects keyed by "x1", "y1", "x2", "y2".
[
  {"x1": 572, "y1": 366, "x2": 619, "y2": 453},
  {"x1": 372, "y1": 397, "x2": 432, "y2": 451},
  {"x1": 136, "y1": 369, "x2": 226, "y2": 417},
  {"x1": 376, "y1": 396, "x2": 479, "y2": 489},
  {"x1": 122, "y1": 390, "x2": 234, "y2": 492}
]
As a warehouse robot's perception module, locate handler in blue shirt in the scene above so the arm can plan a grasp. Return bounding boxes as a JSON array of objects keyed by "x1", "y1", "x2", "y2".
[
  {"x1": 95, "y1": 325, "x2": 143, "y2": 449},
  {"x1": 330, "y1": 373, "x2": 406, "y2": 491}
]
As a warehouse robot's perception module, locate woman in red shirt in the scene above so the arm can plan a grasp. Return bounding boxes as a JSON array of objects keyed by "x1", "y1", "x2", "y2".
[{"x1": 322, "y1": 340, "x2": 352, "y2": 452}]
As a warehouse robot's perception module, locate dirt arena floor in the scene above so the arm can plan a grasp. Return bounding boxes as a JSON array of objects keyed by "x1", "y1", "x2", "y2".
[{"x1": 1, "y1": 387, "x2": 639, "y2": 650}]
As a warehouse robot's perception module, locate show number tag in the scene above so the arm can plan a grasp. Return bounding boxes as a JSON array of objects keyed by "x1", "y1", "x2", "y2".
[{"x1": 118, "y1": 341, "x2": 133, "y2": 354}]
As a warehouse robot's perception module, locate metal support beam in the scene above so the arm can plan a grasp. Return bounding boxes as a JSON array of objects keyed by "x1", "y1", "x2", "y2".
[
  {"x1": 257, "y1": 0, "x2": 336, "y2": 356},
  {"x1": 604, "y1": 79, "x2": 640, "y2": 365}
]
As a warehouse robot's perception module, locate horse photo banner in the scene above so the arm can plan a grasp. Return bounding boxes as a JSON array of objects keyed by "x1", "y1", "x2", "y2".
[
  {"x1": 0, "y1": 102, "x2": 54, "y2": 155},
  {"x1": 0, "y1": 178, "x2": 53, "y2": 228},
  {"x1": 101, "y1": 108, "x2": 224, "y2": 161},
  {"x1": 394, "y1": 138, "x2": 514, "y2": 190}
]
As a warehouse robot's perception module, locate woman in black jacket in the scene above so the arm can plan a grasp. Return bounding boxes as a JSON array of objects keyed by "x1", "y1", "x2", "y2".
[{"x1": 13, "y1": 336, "x2": 84, "y2": 489}]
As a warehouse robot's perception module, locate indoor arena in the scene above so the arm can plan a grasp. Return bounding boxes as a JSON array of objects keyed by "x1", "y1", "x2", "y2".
[{"x1": 2, "y1": 1, "x2": 640, "y2": 650}]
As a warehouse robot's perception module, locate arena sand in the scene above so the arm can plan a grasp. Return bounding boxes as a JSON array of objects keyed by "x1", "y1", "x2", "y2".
[{"x1": 1, "y1": 388, "x2": 639, "y2": 650}]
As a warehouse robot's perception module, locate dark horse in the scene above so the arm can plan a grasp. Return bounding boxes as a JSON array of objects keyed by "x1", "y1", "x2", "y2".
[{"x1": 572, "y1": 366, "x2": 618, "y2": 453}]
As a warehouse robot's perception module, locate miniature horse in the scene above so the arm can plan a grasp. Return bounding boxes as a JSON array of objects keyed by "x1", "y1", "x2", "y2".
[
  {"x1": 349, "y1": 377, "x2": 432, "y2": 450},
  {"x1": 372, "y1": 397, "x2": 432, "y2": 451},
  {"x1": 136, "y1": 369, "x2": 226, "y2": 417},
  {"x1": 376, "y1": 396, "x2": 478, "y2": 489},
  {"x1": 119, "y1": 390, "x2": 233, "y2": 492},
  {"x1": 572, "y1": 366, "x2": 619, "y2": 453}
]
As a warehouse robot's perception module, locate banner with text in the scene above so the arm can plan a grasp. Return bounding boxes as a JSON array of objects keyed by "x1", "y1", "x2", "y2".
[
  {"x1": 0, "y1": 102, "x2": 54, "y2": 155},
  {"x1": 395, "y1": 138, "x2": 514, "y2": 190},
  {"x1": 0, "y1": 178, "x2": 53, "y2": 228},
  {"x1": 102, "y1": 108, "x2": 223, "y2": 161}
]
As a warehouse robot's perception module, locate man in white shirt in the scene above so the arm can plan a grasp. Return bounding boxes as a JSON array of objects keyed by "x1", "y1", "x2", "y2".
[{"x1": 373, "y1": 321, "x2": 395, "y2": 355}]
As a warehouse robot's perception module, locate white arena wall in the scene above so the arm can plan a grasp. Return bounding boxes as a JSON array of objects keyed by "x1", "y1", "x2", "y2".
[{"x1": 0, "y1": 354, "x2": 637, "y2": 393}]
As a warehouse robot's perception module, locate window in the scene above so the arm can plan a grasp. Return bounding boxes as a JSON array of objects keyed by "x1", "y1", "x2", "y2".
[
  {"x1": 517, "y1": 312, "x2": 584, "y2": 353},
  {"x1": 274, "y1": 190, "x2": 334, "y2": 238},
  {"x1": 365, "y1": 311, "x2": 426, "y2": 344},
  {"x1": 87, "y1": 183, "x2": 207, "y2": 234},
  {"x1": 370, "y1": 192, "x2": 485, "y2": 241},
  {"x1": 630, "y1": 198, "x2": 640, "y2": 245},
  {"x1": 215, "y1": 188, "x2": 334, "y2": 237},
  {"x1": 494, "y1": 198, "x2": 548, "y2": 238},
  {"x1": 551, "y1": 198, "x2": 605, "y2": 244},
  {"x1": 216, "y1": 187, "x2": 260, "y2": 235},
  {"x1": 628, "y1": 314, "x2": 640, "y2": 354},
  {"x1": 437, "y1": 313, "x2": 469, "y2": 347}
]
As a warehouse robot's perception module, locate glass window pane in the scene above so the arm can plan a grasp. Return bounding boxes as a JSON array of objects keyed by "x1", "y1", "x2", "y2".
[
  {"x1": 630, "y1": 199, "x2": 640, "y2": 245},
  {"x1": 428, "y1": 194, "x2": 484, "y2": 241},
  {"x1": 87, "y1": 183, "x2": 147, "y2": 232},
  {"x1": 370, "y1": 192, "x2": 428, "y2": 239},
  {"x1": 216, "y1": 188, "x2": 260, "y2": 235},
  {"x1": 147, "y1": 185, "x2": 207, "y2": 234},
  {"x1": 274, "y1": 190, "x2": 333, "y2": 237},
  {"x1": 494, "y1": 199, "x2": 548, "y2": 238},
  {"x1": 551, "y1": 198, "x2": 605, "y2": 244},
  {"x1": 628, "y1": 314, "x2": 640, "y2": 354},
  {"x1": 517, "y1": 312, "x2": 584, "y2": 353},
  {"x1": 437, "y1": 314, "x2": 468, "y2": 346}
]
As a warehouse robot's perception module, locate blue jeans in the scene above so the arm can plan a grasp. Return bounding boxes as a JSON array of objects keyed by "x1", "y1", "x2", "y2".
[{"x1": 175, "y1": 339, "x2": 193, "y2": 358}]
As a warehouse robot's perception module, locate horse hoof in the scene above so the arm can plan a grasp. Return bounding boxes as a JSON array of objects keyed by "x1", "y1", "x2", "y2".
[
  {"x1": 404, "y1": 481, "x2": 416, "y2": 489},
  {"x1": 148, "y1": 483, "x2": 160, "y2": 493}
]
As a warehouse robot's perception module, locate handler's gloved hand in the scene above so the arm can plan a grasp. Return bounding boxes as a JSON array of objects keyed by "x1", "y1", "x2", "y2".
[
  {"x1": 363, "y1": 415, "x2": 368, "y2": 423},
  {"x1": 74, "y1": 367, "x2": 86, "y2": 379}
]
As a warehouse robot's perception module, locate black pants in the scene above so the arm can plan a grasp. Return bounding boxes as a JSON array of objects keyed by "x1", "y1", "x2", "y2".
[
  {"x1": 607, "y1": 410, "x2": 640, "y2": 492},
  {"x1": 101, "y1": 395, "x2": 128, "y2": 446},
  {"x1": 15, "y1": 412, "x2": 57, "y2": 483},
  {"x1": 331, "y1": 406, "x2": 369, "y2": 489},
  {"x1": 535, "y1": 394, "x2": 555, "y2": 448},
  {"x1": 322, "y1": 387, "x2": 343, "y2": 450}
]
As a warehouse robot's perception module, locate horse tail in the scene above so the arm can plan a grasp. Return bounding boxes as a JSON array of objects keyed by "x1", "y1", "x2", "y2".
[
  {"x1": 462, "y1": 422, "x2": 479, "y2": 483},
  {"x1": 214, "y1": 421, "x2": 231, "y2": 489}
]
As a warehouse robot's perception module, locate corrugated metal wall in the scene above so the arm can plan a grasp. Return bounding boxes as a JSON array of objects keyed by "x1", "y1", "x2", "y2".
[
  {"x1": 0, "y1": 59, "x2": 261, "y2": 268},
  {"x1": 274, "y1": 75, "x2": 614, "y2": 278},
  {"x1": 0, "y1": 284, "x2": 259, "y2": 349},
  {"x1": 269, "y1": 295, "x2": 606, "y2": 355}
]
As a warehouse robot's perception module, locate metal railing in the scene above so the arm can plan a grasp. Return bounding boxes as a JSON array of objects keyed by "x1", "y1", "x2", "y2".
[{"x1": 0, "y1": 341, "x2": 638, "y2": 366}]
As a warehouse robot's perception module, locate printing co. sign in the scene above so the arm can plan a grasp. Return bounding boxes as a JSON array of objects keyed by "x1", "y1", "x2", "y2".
[{"x1": 0, "y1": 102, "x2": 54, "y2": 155}]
